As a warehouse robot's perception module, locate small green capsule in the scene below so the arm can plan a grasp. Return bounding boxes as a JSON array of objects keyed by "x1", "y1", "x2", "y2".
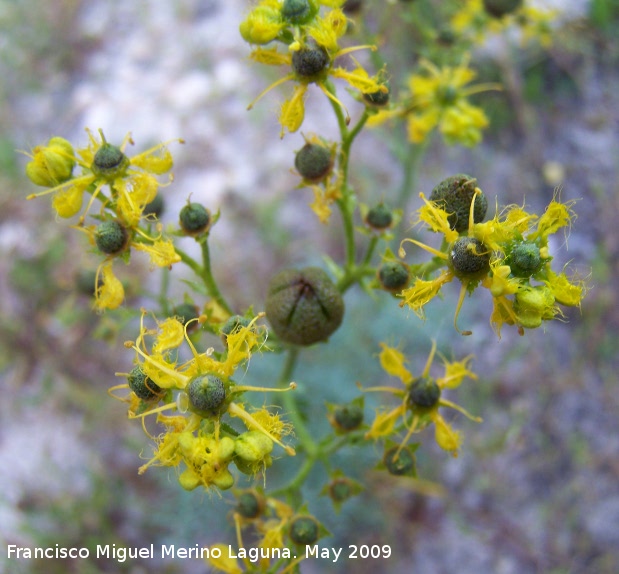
[
  {"x1": 363, "y1": 85, "x2": 390, "y2": 107},
  {"x1": 333, "y1": 404, "x2": 364, "y2": 431},
  {"x1": 143, "y1": 193, "x2": 165, "y2": 218},
  {"x1": 448, "y1": 237, "x2": 491, "y2": 279},
  {"x1": 291, "y1": 46, "x2": 329, "y2": 78},
  {"x1": 508, "y1": 241, "x2": 543, "y2": 278},
  {"x1": 407, "y1": 376, "x2": 441, "y2": 409},
  {"x1": 172, "y1": 303, "x2": 200, "y2": 331},
  {"x1": 95, "y1": 220, "x2": 129, "y2": 255},
  {"x1": 220, "y1": 315, "x2": 252, "y2": 347},
  {"x1": 383, "y1": 446, "x2": 416, "y2": 476},
  {"x1": 289, "y1": 515, "x2": 320, "y2": 545},
  {"x1": 179, "y1": 202, "x2": 210, "y2": 235},
  {"x1": 430, "y1": 174, "x2": 487, "y2": 232},
  {"x1": 236, "y1": 490, "x2": 265, "y2": 519},
  {"x1": 294, "y1": 142, "x2": 333, "y2": 182},
  {"x1": 365, "y1": 203, "x2": 393, "y2": 230},
  {"x1": 127, "y1": 365, "x2": 162, "y2": 401},
  {"x1": 482, "y1": 0, "x2": 523, "y2": 18},
  {"x1": 92, "y1": 143, "x2": 130, "y2": 179},
  {"x1": 281, "y1": 0, "x2": 317, "y2": 24},
  {"x1": 378, "y1": 261, "x2": 410, "y2": 293},
  {"x1": 186, "y1": 375, "x2": 226, "y2": 417}
]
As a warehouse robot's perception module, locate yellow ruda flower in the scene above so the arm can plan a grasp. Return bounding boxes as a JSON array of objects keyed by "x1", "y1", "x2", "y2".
[
  {"x1": 365, "y1": 342, "x2": 481, "y2": 458},
  {"x1": 246, "y1": 7, "x2": 385, "y2": 136},
  {"x1": 399, "y1": 188, "x2": 587, "y2": 336},
  {"x1": 369, "y1": 56, "x2": 500, "y2": 147},
  {"x1": 26, "y1": 128, "x2": 180, "y2": 221},
  {"x1": 109, "y1": 311, "x2": 296, "y2": 490}
]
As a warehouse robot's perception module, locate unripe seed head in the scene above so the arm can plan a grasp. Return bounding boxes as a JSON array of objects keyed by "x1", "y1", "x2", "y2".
[
  {"x1": 448, "y1": 237, "x2": 491, "y2": 279},
  {"x1": 236, "y1": 490, "x2": 265, "y2": 519},
  {"x1": 186, "y1": 375, "x2": 226, "y2": 417},
  {"x1": 291, "y1": 46, "x2": 329, "y2": 78},
  {"x1": 363, "y1": 85, "x2": 390, "y2": 107},
  {"x1": 179, "y1": 202, "x2": 211, "y2": 235},
  {"x1": 333, "y1": 403, "x2": 364, "y2": 431},
  {"x1": 127, "y1": 365, "x2": 162, "y2": 400},
  {"x1": 289, "y1": 515, "x2": 320, "y2": 545},
  {"x1": 430, "y1": 174, "x2": 487, "y2": 232},
  {"x1": 95, "y1": 220, "x2": 129, "y2": 255},
  {"x1": 407, "y1": 376, "x2": 441, "y2": 409},
  {"x1": 265, "y1": 267, "x2": 344, "y2": 346},
  {"x1": 92, "y1": 143, "x2": 130, "y2": 179},
  {"x1": 483, "y1": 0, "x2": 523, "y2": 18},
  {"x1": 378, "y1": 261, "x2": 410, "y2": 293},
  {"x1": 294, "y1": 142, "x2": 333, "y2": 182},
  {"x1": 383, "y1": 446, "x2": 416, "y2": 476},
  {"x1": 365, "y1": 203, "x2": 393, "y2": 230},
  {"x1": 281, "y1": 0, "x2": 317, "y2": 24},
  {"x1": 508, "y1": 241, "x2": 543, "y2": 278}
]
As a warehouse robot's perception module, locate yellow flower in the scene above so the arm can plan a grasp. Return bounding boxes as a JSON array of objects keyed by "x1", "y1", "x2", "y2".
[
  {"x1": 94, "y1": 262, "x2": 125, "y2": 312},
  {"x1": 365, "y1": 342, "x2": 481, "y2": 457},
  {"x1": 27, "y1": 128, "x2": 179, "y2": 222}
]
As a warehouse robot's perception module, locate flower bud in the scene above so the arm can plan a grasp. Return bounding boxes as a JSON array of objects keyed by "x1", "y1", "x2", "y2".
[
  {"x1": 265, "y1": 267, "x2": 345, "y2": 346},
  {"x1": 95, "y1": 220, "x2": 129, "y2": 255},
  {"x1": 482, "y1": 0, "x2": 523, "y2": 18},
  {"x1": 407, "y1": 376, "x2": 441, "y2": 409},
  {"x1": 514, "y1": 286, "x2": 555, "y2": 329},
  {"x1": 235, "y1": 431, "x2": 274, "y2": 462},
  {"x1": 179, "y1": 202, "x2": 211, "y2": 235},
  {"x1": 212, "y1": 468, "x2": 235, "y2": 490},
  {"x1": 91, "y1": 142, "x2": 129, "y2": 180},
  {"x1": 240, "y1": 7, "x2": 283, "y2": 45},
  {"x1": 26, "y1": 137, "x2": 75, "y2": 187},
  {"x1": 127, "y1": 365, "x2": 162, "y2": 400},
  {"x1": 383, "y1": 445, "x2": 416, "y2": 476},
  {"x1": 448, "y1": 237, "x2": 490, "y2": 280},
  {"x1": 292, "y1": 45, "x2": 329, "y2": 78},
  {"x1": 507, "y1": 241, "x2": 543, "y2": 278},
  {"x1": 186, "y1": 375, "x2": 227, "y2": 417},
  {"x1": 378, "y1": 261, "x2": 410, "y2": 293},
  {"x1": 294, "y1": 142, "x2": 334, "y2": 182},
  {"x1": 430, "y1": 174, "x2": 487, "y2": 232},
  {"x1": 365, "y1": 202, "x2": 393, "y2": 230},
  {"x1": 289, "y1": 515, "x2": 320, "y2": 545}
]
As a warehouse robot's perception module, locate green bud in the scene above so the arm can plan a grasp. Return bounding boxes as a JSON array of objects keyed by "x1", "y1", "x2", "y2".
[
  {"x1": 289, "y1": 515, "x2": 320, "y2": 545},
  {"x1": 430, "y1": 174, "x2": 487, "y2": 232},
  {"x1": 95, "y1": 220, "x2": 129, "y2": 255},
  {"x1": 91, "y1": 142, "x2": 129, "y2": 179},
  {"x1": 448, "y1": 237, "x2": 491, "y2": 280},
  {"x1": 507, "y1": 241, "x2": 543, "y2": 278},
  {"x1": 383, "y1": 445, "x2": 416, "y2": 476},
  {"x1": 292, "y1": 46, "x2": 329, "y2": 78},
  {"x1": 265, "y1": 267, "x2": 345, "y2": 346},
  {"x1": 365, "y1": 203, "x2": 393, "y2": 230},
  {"x1": 294, "y1": 142, "x2": 333, "y2": 182},
  {"x1": 186, "y1": 375, "x2": 226, "y2": 417},
  {"x1": 179, "y1": 202, "x2": 211, "y2": 235},
  {"x1": 407, "y1": 376, "x2": 441, "y2": 409},
  {"x1": 482, "y1": 0, "x2": 523, "y2": 18},
  {"x1": 127, "y1": 365, "x2": 162, "y2": 400},
  {"x1": 378, "y1": 261, "x2": 410, "y2": 293},
  {"x1": 212, "y1": 469, "x2": 235, "y2": 490}
]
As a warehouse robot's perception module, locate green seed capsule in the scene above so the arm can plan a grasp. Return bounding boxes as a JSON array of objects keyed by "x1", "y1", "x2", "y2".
[
  {"x1": 127, "y1": 365, "x2": 162, "y2": 400},
  {"x1": 294, "y1": 142, "x2": 333, "y2": 182},
  {"x1": 143, "y1": 193, "x2": 165, "y2": 218},
  {"x1": 179, "y1": 202, "x2": 211, "y2": 235},
  {"x1": 383, "y1": 446, "x2": 416, "y2": 476},
  {"x1": 407, "y1": 376, "x2": 441, "y2": 409},
  {"x1": 236, "y1": 490, "x2": 265, "y2": 519},
  {"x1": 378, "y1": 261, "x2": 410, "y2": 293},
  {"x1": 92, "y1": 143, "x2": 130, "y2": 179},
  {"x1": 508, "y1": 241, "x2": 543, "y2": 278},
  {"x1": 289, "y1": 515, "x2": 320, "y2": 545},
  {"x1": 365, "y1": 203, "x2": 393, "y2": 230},
  {"x1": 363, "y1": 84, "x2": 390, "y2": 107},
  {"x1": 95, "y1": 220, "x2": 128, "y2": 255},
  {"x1": 172, "y1": 303, "x2": 200, "y2": 332},
  {"x1": 186, "y1": 375, "x2": 226, "y2": 417},
  {"x1": 333, "y1": 404, "x2": 364, "y2": 431},
  {"x1": 281, "y1": 0, "x2": 317, "y2": 24},
  {"x1": 448, "y1": 237, "x2": 491, "y2": 279},
  {"x1": 430, "y1": 174, "x2": 487, "y2": 232},
  {"x1": 265, "y1": 267, "x2": 345, "y2": 346},
  {"x1": 292, "y1": 46, "x2": 329, "y2": 78}
]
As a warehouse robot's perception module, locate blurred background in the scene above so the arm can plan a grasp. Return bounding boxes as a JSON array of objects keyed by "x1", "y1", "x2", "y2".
[{"x1": 1, "y1": 0, "x2": 618, "y2": 572}]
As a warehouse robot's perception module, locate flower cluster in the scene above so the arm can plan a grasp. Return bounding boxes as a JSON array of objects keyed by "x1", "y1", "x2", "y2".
[
  {"x1": 397, "y1": 176, "x2": 587, "y2": 336},
  {"x1": 368, "y1": 57, "x2": 500, "y2": 147},
  {"x1": 241, "y1": 0, "x2": 386, "y2": 136},
  {"x1": 208, "y1": 491, "x2": 325, "y2": 573},
  {"x1": 110, "y1": 312, "x2": 296, "y2": 492},
  {"x1": 24, "y1": 129, "x2": 182, "y2": 311},
  {"x1": 364, "y1": 342, "x2": 480, "y2": 458}
]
